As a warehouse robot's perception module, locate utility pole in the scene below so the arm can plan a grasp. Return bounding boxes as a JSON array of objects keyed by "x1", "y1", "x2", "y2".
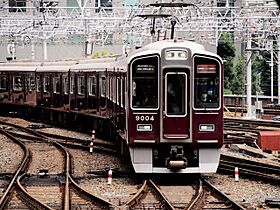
[
  {"x1": 43, "y1": 33, "x2": 48, "y2": 61},
  {"x1": 246, "y1": 32, "x2": 252, "y2": 117},
  {"x1": 270, "y1": 40, "x2": 274, "y2": 103},
  {"x1": 278, "y1": 38, "x2": 280, "y2": 104}
]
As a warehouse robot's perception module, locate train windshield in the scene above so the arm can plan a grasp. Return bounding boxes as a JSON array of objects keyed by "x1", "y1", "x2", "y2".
[
  {"x1": 194, "y1": 56, "x2": 220, "y2": 109},
  {"x1": 131, "y1": 55, "x2": 159, "y2": 109}
]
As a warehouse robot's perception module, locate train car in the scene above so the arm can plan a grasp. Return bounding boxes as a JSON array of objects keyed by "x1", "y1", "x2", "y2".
[
  {"x1": 0, "y1": 39, "x2": 223, "y2": 174},
  {"x1": 36, "y1": 62, "x2": 73, "y2": 108},
  {"x1": 69, "y1": 59, "x2": 113, "y2": 113},
  {"x1": 126, "y1": 40, "x2": 223, "y2": 173},
  {"x1": 0, "y1": 63, "x2": 38, "y2": 106}
]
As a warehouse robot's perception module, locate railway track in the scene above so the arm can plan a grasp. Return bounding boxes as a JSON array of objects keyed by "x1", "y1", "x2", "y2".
[
  {"x1": 0, "y1": 129, "x2": 53, "y2": 210},
  {"x1": 0, "y1": 120, "x2": 116, "y2": 209},
  {"x1": 219, "y1": 154, "x2": 280, "y2": 184},
  {"x1": 190, "y1": 177, "x2": 246, "y2": 210},
  {"x1": 1, "y1": 117, "x2": 279, "y2": 209}
]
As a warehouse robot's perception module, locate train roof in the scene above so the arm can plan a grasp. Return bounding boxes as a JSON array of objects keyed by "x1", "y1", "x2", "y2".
[
  {"x1": 127, "y1": 40, "x2": 221, "y2": 61},
  {"x1": 70, "y1": 62, "x2": 112, "y2": 71},
  {"x1": 36, "y1": 65, "x2": 71, "y2": 72},
  {"x1": 0, "y1": 65, "x2": 37, "y2": 72}
]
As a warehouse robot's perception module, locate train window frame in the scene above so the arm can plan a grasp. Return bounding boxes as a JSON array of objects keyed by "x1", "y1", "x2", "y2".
[
  {"x1": 36, "y1": 76, "x2": 41, "y2": 92},
  {"x1": 113, "y1": 76, "x2": 116, "y2": 103},
  {"x1": 28, "y1": 76, "x2": 35, "y2": 92},
  {"x1": 88, "y1": 76, "x2": 96, "y2": 96},
  {"x1": 192, "y1": 55, "x2": 222, "y2": 111},
  {"x1": 130, "y1": 54, "x2": 160, "y2": 110},
  {"x1": 121, "y1": 77, "x2": 125, "y2": 108},
  {"x1": 70, "y1": 76, "x2": 74, "y2": 94},
  {"x1": 53, "y1": 76, "x2": 60, "y2": 94},
  {"x1": 100, "y1": 76, "x2": 106, "y2": 97},
  {"x1": 43, "y1": 76, "x2": 50, "y2": 93},
  {"x1": 0, "y1": 75, "x2": 7, "y2": 90},
  {"x1": 77, "y1": 76, "x2": 85, "y2": 95},
  {"x1": 117, "y1": 77, "x2": 122, "y2": 106},
  {"x1": 13, "y1": 76, "x2": 23, "y2": 91},
  {"x1": 165, "y1": 72, "x2": 187, "y2": 117},
  {"x1": 63, "y1": 76, "x2": 69, "y2": 94}
]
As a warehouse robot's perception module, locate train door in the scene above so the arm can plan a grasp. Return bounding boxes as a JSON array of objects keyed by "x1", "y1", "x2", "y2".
[{"x1": 162, "y1": 70, "x2": 190, "y2": 139}]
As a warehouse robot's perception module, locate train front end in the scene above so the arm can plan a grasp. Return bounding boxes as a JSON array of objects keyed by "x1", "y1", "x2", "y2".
[{"x1": 127, "y1": 40, "x2": 223, "y2": 173}]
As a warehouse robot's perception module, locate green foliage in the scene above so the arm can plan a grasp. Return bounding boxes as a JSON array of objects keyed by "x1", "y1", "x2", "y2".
[
  {"x1": 92, "y1": 51, "x2": 100, "y2": 59},
  {"x1": 232, "y1": 55, "x2": 245, "y2": 95},
  {"x1": 217, "y1": 32, "x2": 236, "y2": 93},
  {"x1": 101, "y1": 49, "x2": 107, "y2": 56},
  {"x1": 224, "y1": 88, "x2": 232, "y2": 95},
  {"x1": 252, "y1": 51, "x2": 270, "y2": 96}
]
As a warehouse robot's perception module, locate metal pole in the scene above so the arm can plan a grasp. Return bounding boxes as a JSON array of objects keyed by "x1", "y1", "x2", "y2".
[
  {"x1": 271, "y1": 40, "x2": 274, "y2": 103},
  {"x1": 31, "y1": 40, "x2": 35, "y2": 60},
  {"x1": 246, "y1": 33, "x2": 252, "y2": 117},
  {"x1": 278, "y1": 38, "x2": 280, "y2": 104},
  {"x1": 43, "y1": 34, "x2": 47, "y2": 61}
]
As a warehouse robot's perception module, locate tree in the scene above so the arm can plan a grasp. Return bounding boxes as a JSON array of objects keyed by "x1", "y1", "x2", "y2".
[
  {"x1": 232, "y1": 55, "x2": 245, "y2": 95},
  {"x1": 217, "y1": 32, "x2": 236, "y2": 94}
]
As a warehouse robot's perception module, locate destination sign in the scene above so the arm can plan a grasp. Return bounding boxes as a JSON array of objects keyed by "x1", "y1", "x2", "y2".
[{"x1": 136, "y1": 65, "x2": 155, "y2": 73}]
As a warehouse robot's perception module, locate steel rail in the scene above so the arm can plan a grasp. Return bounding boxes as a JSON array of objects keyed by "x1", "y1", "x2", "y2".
[
  {"x1": 219, "y1": 162, "x2": 280, "y2": 184},
  {"x1": 69, "y1": 175, "x2": 114, "y2": 209},
  {"x1": 220, "y1": 160, "x2": 280, "y2": 175},
  {"x1": 0, "y1": 128, "x2": 30, "y2": 209},
  {"x1": 184, "y1": 180, "x2": 203, "y2": 210},
  {"x1": 200, "y1": 177, "x2": 247, "y2": 210},
  {"x1": 221, "y1": 154, "x2": 280, "y2": 172},
  {"x1": 0, "y1": 121, "x2": 49, "y2": 139},
  {"x1": 16, "y1": 174, "x2": 54, "y2": 210},
  {"x1": 53, "y1": 141, "x2": 70, "y2": 210},
  {"x1": 123, "y1": 180, "x2": 148, "y2": 208},
  {"x1": 224, "y1": 117, "x2": 280, "y2": 128},
  {"x1": 148, "y1": 179, "x2": 175, "y2": 210}
]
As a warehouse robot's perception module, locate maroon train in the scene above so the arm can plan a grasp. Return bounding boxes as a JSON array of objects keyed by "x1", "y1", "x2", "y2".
[{"x1": 0, "y1": 40, "x2": 223, "y2": 173}]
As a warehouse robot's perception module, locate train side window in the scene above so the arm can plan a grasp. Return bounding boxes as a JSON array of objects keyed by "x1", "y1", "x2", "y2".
[
  {"x1": 53, "y1": 77, "x2": 60, "y2": 93},
  {"x1": 118, "y1": 78, "x2": 122, "y2": 106},
  {"x1": 63, "y1": 76, "x2": 69, "y2": 94},
  {"x1": 88, "y1": 76, "x2": 96, "y2": 96},
  {"x1": 78, "y1": 76, "x2": 85, "y2": 95},
  {"x1": 0, "y1": 76, "x2": 7, "y2": 90},
  {"x1": 70, "y1": 76, "x2": 74, "y2": 94},
  {"x1": 194, "y1": 56, "x2": 220, "y2": 109},
  {"x1": 112, "y1": 77, "x2": 114, "y2": 102},
  {"x1": 13, "y1": 76, "x2": 23, "y2": 91},
  {"x1": 36, "y1": 76, "x2": 41, "y2": 92},
  {"x1": 109, "y1": 77, "x2": 112, "y2": 100},
  {"x1": 29, "y1": 76, "x2": 35, "y2": 91},
  {"x1": 43, "y1": 76, "x2": 50, "y2": 92},
  {"x1": 101, "y1": 76, "x2": 106, "y2": 97}
]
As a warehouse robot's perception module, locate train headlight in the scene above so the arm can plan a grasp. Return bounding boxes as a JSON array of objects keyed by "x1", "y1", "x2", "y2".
[
  {"x1": 137, "y1": 124, "x2": 153, "y2": 132},
  {"x1": 199, "y1": 124, "x2": 215, "y2": 132},
  {"x1": 165, "y1": 50, "x2": 188, "y2": 60}
]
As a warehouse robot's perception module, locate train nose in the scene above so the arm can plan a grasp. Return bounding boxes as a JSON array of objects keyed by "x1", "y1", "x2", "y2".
[{"x1": 166, "y1": 145, "x2": 187, "y2": 170}]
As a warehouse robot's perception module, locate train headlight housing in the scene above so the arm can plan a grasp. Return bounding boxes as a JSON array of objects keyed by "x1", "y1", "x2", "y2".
[
  {"x1": 199, "y1": 124, "x2": 215, "y2": 132},
  {"x1": 137, "y1": 124, "x2": 153, "y2": 132},
  {"x1": 165, "y1": 50, "x2": 188, "y2": 60}
]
